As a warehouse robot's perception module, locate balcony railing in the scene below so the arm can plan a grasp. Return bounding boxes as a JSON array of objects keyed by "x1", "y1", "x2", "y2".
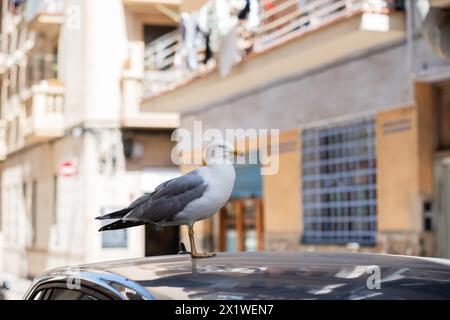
[
  {"x1": 143, "y1": 30, "x2": 191, "y2": 96},
  {"x1": 26, "y1": 0, "x2": 65, "y2": 22},
  {"x1": 24, "y1": 81, "x2": 64, "y2": 140},
  {"x1": 142, "y1": 0, "x2": 395, "y2": 98},
  {"x1": 26, "y1": 53, "x2": 59, "y2": 88},
  {"x1": 257, "y1": 0, "x2": 392, "y2": 49}
]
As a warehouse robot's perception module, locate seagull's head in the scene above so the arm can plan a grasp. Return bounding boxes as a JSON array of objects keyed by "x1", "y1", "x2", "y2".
[{"x1": 203, "y1": 141, "x2": 243, "y2": 165}]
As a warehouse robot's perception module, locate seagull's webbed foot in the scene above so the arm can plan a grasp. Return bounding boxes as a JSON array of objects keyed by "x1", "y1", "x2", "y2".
[
  {"x1": 187, "y1": 224, "x2": 216, "y2": 259},
  {"x1": 190, "y1": 252, "x2": 216, "y2": 259}
]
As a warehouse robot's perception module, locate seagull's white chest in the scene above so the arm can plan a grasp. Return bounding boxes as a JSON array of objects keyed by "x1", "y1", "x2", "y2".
[{"x1": 171, "y1": 164, "x2": 236, "y2": 225}]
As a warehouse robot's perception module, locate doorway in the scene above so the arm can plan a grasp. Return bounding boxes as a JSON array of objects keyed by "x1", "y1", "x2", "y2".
[
  {"x1": 435, "y1": 159, "x2": 450, "y2": 258},
  {"x1": 218, "y1": 198, "x2": 264, "y2": 252},
  {"x1": 145, "y1": 225, "x2": 180, "y2": 257}
]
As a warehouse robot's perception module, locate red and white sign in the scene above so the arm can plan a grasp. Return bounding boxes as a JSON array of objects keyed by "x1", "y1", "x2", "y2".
[{"x1": 58, "y1": 160, "x2": 77, "y2": 177}]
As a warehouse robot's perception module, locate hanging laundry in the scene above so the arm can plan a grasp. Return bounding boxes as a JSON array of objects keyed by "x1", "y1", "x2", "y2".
[
  {"x1": 176, "y1": 12, "x2": 202, "y2": 71},
  {"x1": 9, "y1": 0, "x2": 25, "y2": 14},
  {"x1": 203, "y1": 33, "x2": 213, "y2": 64},
  {"x1": 246, "y1": 0, "x2": 260, "y2": 31},
  {"x1": 218, "y1": 26, "x2": 241, "y2": 77},
  {"x1": 197, "y1": 1, "x2": 211, "y2": 34},
  {"x1": 184, "y1": 13, "x2": 199, "y2": 70},
  {"x1": 238, "y1": 0, "x2": 251, "y2": 20},
  {"x1": 194, "y1": 0, "x2": 243, "y2": 75}
]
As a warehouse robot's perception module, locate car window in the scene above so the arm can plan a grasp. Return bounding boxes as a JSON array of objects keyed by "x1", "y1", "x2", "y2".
[
  {"x1": 47, "y1": 288, "x2": 97, "y2": 300},
  {"x1": 32, "y1": 290, "x2": 44, "y2": 300}
]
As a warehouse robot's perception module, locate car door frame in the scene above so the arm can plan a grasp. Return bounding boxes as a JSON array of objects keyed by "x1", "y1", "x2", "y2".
[{"x1": 27, "y1": 281, "x2": 118, "y2": 300}]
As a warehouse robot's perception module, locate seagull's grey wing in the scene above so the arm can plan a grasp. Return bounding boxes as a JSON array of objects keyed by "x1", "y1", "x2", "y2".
[
  {"x1": 127, "y1": 192, "x2": 153, "y2": 209},
  {"x1": 123, "y1": 171, "x2": 207, "y2": 223},
  {"x1": 126, "y1": 176, "x2": 177, "y2": 209}
]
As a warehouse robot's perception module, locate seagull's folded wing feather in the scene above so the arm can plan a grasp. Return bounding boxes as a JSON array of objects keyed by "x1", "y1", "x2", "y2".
[{"x1": 123, "y1": 171, "x2": 207, "y2": 223}]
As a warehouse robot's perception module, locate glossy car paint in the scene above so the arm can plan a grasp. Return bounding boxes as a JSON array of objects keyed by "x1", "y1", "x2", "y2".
[{"x1": 24, "y1": 252, "x2": 450, "y2": 300}]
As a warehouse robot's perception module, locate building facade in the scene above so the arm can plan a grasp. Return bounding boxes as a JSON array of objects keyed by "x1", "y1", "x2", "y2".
[
  {"x1": 139, "y1": 0, "x2": 450, "y2": 257},
  {"x1": 0, "y1": 0, "x2": 182, "y2": 279},
  {"x1": 1, "y1": 0, "x2": 450, "y2": 283}
]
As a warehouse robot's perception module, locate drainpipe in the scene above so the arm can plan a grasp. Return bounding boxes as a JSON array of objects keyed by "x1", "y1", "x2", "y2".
[{"x1": 406, "y1": 0, "x2": 417, "y2": 75}]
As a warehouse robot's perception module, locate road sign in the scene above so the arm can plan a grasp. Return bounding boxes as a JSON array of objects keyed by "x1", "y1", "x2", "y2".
[{"x1": 58, "y1": 160, "x2": 77, "y2": 177}]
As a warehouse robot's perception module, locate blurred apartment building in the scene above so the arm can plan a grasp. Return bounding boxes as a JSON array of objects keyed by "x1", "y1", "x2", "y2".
[
  {"x1": 136, "y1": 0, "x2": 450, "y2": 258},
  {"x1": 0, "y1": 0, "x2": 185, "y2": 279},
  {"x1": 1, "y1": 0, "x2": 450, "y2": 281}
]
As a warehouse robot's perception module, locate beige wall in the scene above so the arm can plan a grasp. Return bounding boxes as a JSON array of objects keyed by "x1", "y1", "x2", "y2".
[
  {"x1": 0, "y1": 129, "x2": 181, "y2": 277},
  {"x1": 263, "y1": 130, "x2": 302, "y2": 250},
  {"x1": 125, "y1": 131, "x2": 176, "y2": 170},
  {"x1": 376, "y1": 106, "x2": 421, "y2": 232},
  {"x1": 181, "y1": 0, "x2": 207, "y2": 12},
  {"x1": 143, "y1": 11, "x2": 406, "y2": 114}
]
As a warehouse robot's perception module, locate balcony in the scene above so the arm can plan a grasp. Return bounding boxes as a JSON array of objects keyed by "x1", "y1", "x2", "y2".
[
  {"x1": 0, "y1": 38, "x2": 7, "y2": 73},
  {"x1": 0, "y1": 120, "x2": 7, "y2": 161},
  {"x1": 143, "y1": 30, "x2": 193, "y2": 97},
  {"x1": 26, "y1": 0, "x2": 65, "y2": 34},
  {"x1": 123, "y1": 0, "x2": 181, "y2": 12},
  {"x1": 140, "y1": 0, "x2": 405, "y2": 113},
  {"x1": 121, "y1": 42, "x2": 179, "y2": 128},
  {"x1": 23, "y1": 81, "x2": 65, "y2": 143}
]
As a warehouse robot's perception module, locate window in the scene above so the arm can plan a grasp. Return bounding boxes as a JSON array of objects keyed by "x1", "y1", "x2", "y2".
[
  {"x1": 301, "y1": 117, "x2": 377, "y2": 246},
  {"x1": 32, "y1": 290, "x2": 44, "y2": 300},
  {"x1": 30, "y1": 286, "x2": 111, "y2": 300},
  {"x1": 47, "y1": 288, "x2": 97, "y2": 300},
  {"x1": 100, "y1": 207, "x2": 128, "y2": 248},
  {"x1": 143, "y1": 25, "x2": 176, "y2": 46}
]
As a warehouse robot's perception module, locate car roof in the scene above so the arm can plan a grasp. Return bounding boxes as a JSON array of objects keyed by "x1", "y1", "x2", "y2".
[{"x1": 28, "y1": 252, "x2": 450, "y2": 300}]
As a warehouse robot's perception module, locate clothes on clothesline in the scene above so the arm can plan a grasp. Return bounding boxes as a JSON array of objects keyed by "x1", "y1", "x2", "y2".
[
  {"x1": 175, "y1": 0, "x2": 260, "y2": 76},
  {"x1": 9, "y1": 0, "x2": 25, "y2": 14},
  {"x1": 176, "y1": 12, "x2": 203, "y2": 70},
  {"x1": 218, "y1": 25, "x2": 241, "y2": 77},
  {"x1": 203, "y1": 33, "x2": 213, "y2": 64},
  {"x1": 246, "y1": 0, "x2": 260, "y2": 31},
  {"x1": 238, "y1": 0, "x2": 251, "y2": 20}
]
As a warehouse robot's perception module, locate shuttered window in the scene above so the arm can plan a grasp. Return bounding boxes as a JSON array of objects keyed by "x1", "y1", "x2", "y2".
[{"x1": 301, "y1": 117, "x2": 377, "y2": 246}]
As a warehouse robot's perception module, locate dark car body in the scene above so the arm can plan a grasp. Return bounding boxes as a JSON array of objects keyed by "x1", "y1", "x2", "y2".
[{"x1": 23, "y1": 252, "x2": 450, "y2": 300}]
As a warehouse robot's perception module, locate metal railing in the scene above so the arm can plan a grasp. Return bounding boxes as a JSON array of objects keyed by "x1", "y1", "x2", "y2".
[
  {"x1": 144, "y1": 30, "x2": 180, "y2": 71},
  {"x1": 257, "y1": 0, "x2": 390, "y2": 49},
  {"x1": 142, "y1": 0, "x2": 394, "y2": 97}
]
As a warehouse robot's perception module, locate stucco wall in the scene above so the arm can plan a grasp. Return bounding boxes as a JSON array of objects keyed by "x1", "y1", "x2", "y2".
[{"x1": 179, "y1": 37, "x2": 448, "y2": 133}]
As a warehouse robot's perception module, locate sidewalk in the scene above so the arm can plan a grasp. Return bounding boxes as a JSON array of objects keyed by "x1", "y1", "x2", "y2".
[{"x1": 0, "y1": 272, "x2": 32, "y2": 300}]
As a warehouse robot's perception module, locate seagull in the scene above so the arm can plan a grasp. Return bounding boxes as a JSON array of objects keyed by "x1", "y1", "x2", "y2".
[{"x1": 96, "y1": 141, "x2": 242, "y2": 258}]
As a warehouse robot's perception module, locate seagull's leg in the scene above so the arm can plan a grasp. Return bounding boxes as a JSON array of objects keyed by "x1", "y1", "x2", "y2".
[{"x1": 188, "y1": 224, "x2": 216, "y2": 258}]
